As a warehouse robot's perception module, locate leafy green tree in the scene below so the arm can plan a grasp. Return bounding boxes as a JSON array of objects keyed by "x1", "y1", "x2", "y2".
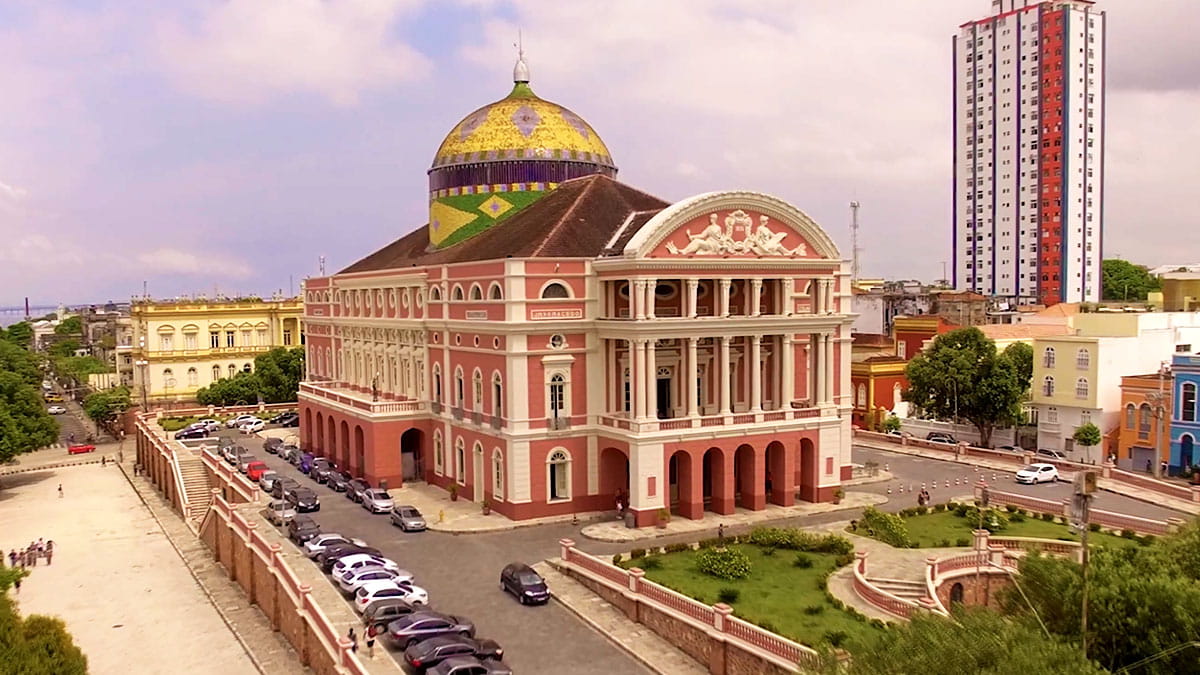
[
  {"x1": 903, "y1": 327, "x2": 1025, "y2": 446},
  {"x1": 0, "y1": 372, "x2": 59, "y2": 463},
  {"x1": 53, "y1": 316, "x2": 82, "y2": 336},
  {"x1": 1072, "y1": 423, "x2": 1102, "y2": 451},
  {"x1": 253, "y1": 347, "x2": 305, "y2": 403},
  {"x1": 835, "y1": 607, "x2": 1102, "y2": 675},
  {"x1": 1, "y1": 322, "x2": 33, "y2": 348},
  {"x1": 82, "y1": 386, "x2": 131, "y2": 425},
  {"x1": 1003, "y1": 341, "x2": 1033, "y2": 391},
  {"x1": 196, "y1": 372, "x2": 261, "y2": 406},
  {"x1": 47, "y1": 340, "x2": 81, "y2": 359},
  {"x1": 0, "y1": 341, "x2": 42, "y2": 387},
  {"x1": 1101, "y1": 259, "x2": 1160, "y2": 302},
  {"x1": 53, "y1": 356, "x2": 110, "y2": 385},
  {"x1": 882, "y1": 415, "x2": 902, "y2": 434},
  {"x1": 0, "y1": 587, "x2": 88, "y2": 674}
]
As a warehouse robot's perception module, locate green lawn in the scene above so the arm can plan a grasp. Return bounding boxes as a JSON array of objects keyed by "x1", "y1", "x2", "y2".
[
  {"x1": 852, "y1": 509, "x2": 1139, "y2": 549},
  {"x1": 620, "y1": 544, "x2": 881, "y2": 649}
]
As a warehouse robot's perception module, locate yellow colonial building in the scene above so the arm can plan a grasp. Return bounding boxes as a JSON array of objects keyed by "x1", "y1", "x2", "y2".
[{"x1": 130, "y1": 297, "x2": 303, "y2": 405}]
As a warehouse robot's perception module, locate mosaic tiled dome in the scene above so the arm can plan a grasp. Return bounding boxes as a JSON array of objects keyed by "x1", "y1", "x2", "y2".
[{"x1": 426, "y1": 56, "x2": 618, "y2": 248}]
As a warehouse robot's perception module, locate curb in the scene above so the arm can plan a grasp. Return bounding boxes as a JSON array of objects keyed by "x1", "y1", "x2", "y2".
[{"x1": 427, "y1": 510, "x2": 609, "y2": 535}]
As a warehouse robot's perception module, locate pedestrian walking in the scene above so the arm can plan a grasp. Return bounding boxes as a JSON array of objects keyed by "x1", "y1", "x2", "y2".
[
  {"x1": 45, "y1": 541, "x2": 53, "y2": 566},
  {"x1": 16, "y1": 550, "x2": 24, "y2": 567},
  {"x1": 101, "y1": 456, "x2": 107, "y2": 467},
  {"x1": 347, "y1": 627, "x2": 358, "y2": 653},
  {"x1": 26, "y1": 547, "x2": 35, "y2": 567},
  {"x1": 366, "y1": 630, "x2": 375, "y2": 659},
  {"x1": 68, "y1": 432, "x2": 75, "y2": 444},
  {"x1": 7, "y1": 550, "x2": 15, "y2": 567},
  {"x1": 58, "y1": 483, "x2": 63, "y2": 498}
]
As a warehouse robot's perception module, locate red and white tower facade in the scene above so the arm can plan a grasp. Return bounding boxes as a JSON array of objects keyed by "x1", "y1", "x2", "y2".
[{"x1": 953, "y1": 0, "x2": 1105, "y2": 306}]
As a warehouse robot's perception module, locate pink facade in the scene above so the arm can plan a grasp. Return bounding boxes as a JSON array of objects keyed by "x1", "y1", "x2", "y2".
[{"x1": 299, "y1": 191, "x2": 854, "y2": 527}]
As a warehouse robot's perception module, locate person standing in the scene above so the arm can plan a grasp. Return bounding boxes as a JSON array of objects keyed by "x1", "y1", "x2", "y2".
[
  {"x1": 13, "y1": 577, "x2": 19, "y2": 594},
  {"x1": 58, "y1": 483, "x2": 63, "y2": 498},
  {"x1": 45, "y1": 541, "x2": 53, "y2": 566},
  {"x1": 347, "y1": 627, "x2": 358, "y2": 653},
  {"x1": 7, "y1": 550, "x2": 15, "y2": 567}
]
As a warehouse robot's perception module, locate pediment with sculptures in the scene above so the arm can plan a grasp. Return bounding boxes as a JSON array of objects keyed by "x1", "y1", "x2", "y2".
[{"x1": 663, "y1": 210, "x2": 808, "y2": 258}]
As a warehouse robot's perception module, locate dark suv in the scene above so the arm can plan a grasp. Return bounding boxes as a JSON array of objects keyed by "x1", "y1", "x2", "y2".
[
  {"x1": 310, "y1": 458, "x2": 334, "y2": 483},
  {"x1": 346, "y1": 478, "x2": 371, "y2": 502},
  {"x1": 288, "y1": 515, "x2": 321, "y2": 544},
  {"x1": 263, "y1": 437, "x2": 284, "y2": 454},
  {"x1": 286, "y1": 487, "x2": 321, "y2": 512},
  {"x1": 327, "y1": 471, "x2": 352, "y2": 492},
  {"x1": 362, "y1": 600, "x2": 417, "y2": 635},
  {"x1": 271, "y1": 478, "x2": 302, "y2": 500},
  {"x1": 499, "y1": 563, "x2": 550, "y2": 604},
  {"x1": 387, "y1": 611, "x2": 475, "y2": 649},
  {"x1": 319, "y1": 544, "x2": 384, "y2": 573},
  {"x1": 404, "y1": 636, "x2": 503, "y2": 671}
]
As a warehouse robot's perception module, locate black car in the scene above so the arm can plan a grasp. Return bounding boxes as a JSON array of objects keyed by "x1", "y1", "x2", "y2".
[
  {"x1": 278, "y1": 413, "x2": 300, "y2": 427},
  {"x1": 387, "y1": 611, "x2": 475, "y2": 649},
  {"x1": 926, "y1": 432, "x2": 957, "y2": 444},
  {"x1": 309, "y1": 458, "x2": 334, "y2": 483},
  {"x1": 319, "y1": 545, "x2": 385, "y2": 573},
  {"x1": 362, "y1": 600, "x2": 418, "y2": 634},
  {"x1": 346, "y1": 478, "x2": 371, "y2": 502},
  {"x1": 405, "y1": 636, "x2": 503, "y2": 671},
  {"x1": 263, "y1": 437, "x2": 284, "y2": 454},
  {"x1": 326, "y1": 471, "x2": 352, "y2": 492},
  {"x1": 287, "y1": 447, "x2": 306, "y2": 467},
  {"x1": 286, "y1": 487, "x2": 321, "y2": 512},
  {"x1": 287, "y1": 515, "x2": 321, "y2": 544},
  {"x1": 428, "y1": 656, "x2": 512, "y2": 675},
  {"x1": 174, "y1": 426, "x2": 208, "y2": 440},
  {"x1": 271, "y1": 478, "x2": 302, "y2": 500},
  {"x1": 269, "y1": 411, "x2": 297, "y2": 424},
  {"x1": 499, "y1": 563, "x2": 550, "y2": 604}
]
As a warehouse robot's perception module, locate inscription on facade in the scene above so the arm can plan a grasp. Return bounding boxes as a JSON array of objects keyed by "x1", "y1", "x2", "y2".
[{"x1": 531, "y1": 308, "x2": 583, "y2": 320}]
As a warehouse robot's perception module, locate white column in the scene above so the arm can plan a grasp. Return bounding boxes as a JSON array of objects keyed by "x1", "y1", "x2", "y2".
[
  {"x1": 811, "y1": 334, "x2": 823, "y2": 405},
  {"x1": 646, "y1": 278, "x2": 657, "y2": 320},
  {"x1": 719, "y1": 279, "x2": 732, "y2": 318},
  {"x1": 686, "y1": 337, "x2": 699, "y2": 417},
  {"x1": 686, "y1": 279, "x2": 699, "y2": 318},
  {"x1": 634, "y1": 280, "x2": 646, "y2": 320},
  {"x1": 750, "y1": 278, "x2": 763, "y2": 317},
  {"x1": 646, "y1": 338, "x2": 658, "y2": 419},
  {"x1": 825, "y1": 334, "x2": 835, "y2": 403},
  {"x1": 630, "y1": 339, "x2": 641, "y2": 418},
  {"x1": 749, "y1": 334, "x2": 762, "y2": 411},
  {"x1": 781, "y1": 334, "x2": 795, "y2": 410},
  {"x1": 719, "y1": 336, "x2": 731, "y2": 414}
]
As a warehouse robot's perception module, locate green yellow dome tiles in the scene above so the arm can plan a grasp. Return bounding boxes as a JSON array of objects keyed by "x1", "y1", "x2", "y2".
[
  {"x1": 428, "y1": 190, "x2": 548, "y2": 248},
  {"x1": 432, "y1": 83, "x2": 613, "y2": 168}
]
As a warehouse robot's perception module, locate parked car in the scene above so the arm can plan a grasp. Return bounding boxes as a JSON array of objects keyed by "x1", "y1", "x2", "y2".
[
  {"x1": 286, "y1": 487, "x2": 321, "y2": 512},
  {"x1": 1015, "y1": 463, "x2": 1060, "y2": 484},
  {"x1": 275, "y1": 412, "x2": 300, "y2": 427},
  {"x1": 226, "y1": 414, "x2": 258, "y2": 428},
  {"x1": 427, "y1": 656, "x2": 512, "y2": 675},
  {"x1": 175, "y1": 426, "x2": 208, "y2": 440},
  {"x1": 361, "y1": 489, "x2": 394, "y2": 514},
  {"x1": 265, "y1": 499, "x2": 297, "y2": 525},
  {"x1": 47, "y1": 404, "x2": 67, "y2": 415},
  {"x1": 246, "y1": 461, "x2": 270, "y2": 481},
  {"x1": 238, "y1": 454, "x2": 260, "y2": 474},
  {"x1": 499, "y1": 563, "x2": 550, "y2": 605},
  {"x1": 196, "y1": 418, "x2": 222, "y2": 432},
  {"x1": 346, "y1": 478, "x2": 371, "y2": 502},
  {"x1": 222, "y1": 445, "x2": 250, "y2": 465},
  {"x1": 926, "y1": 432, "x2": 957, "y2": 444},
  {"x1": 259, "y1": 471, "x2": 281, "y2": 492},
  {"x1": 355, "y1": 581, "x2": 429, "y2": 613},
  {"x1": 326, "y1": 471, "x2": 352, "y2": 492},
  {"x1": 390, "y1": 505, "x2": 427, "y2": 532},
  {"x1": 269, "y1": 411, "x2": 297, "y2": 424},
  {"x1": 319, "y1": 545, "x2": 384, "y2": 573},
  {"x1": 287, "y1": 447, "x2": 306, "y2": 467},
  {"x1": 288, "y1": 515, "x2": 321, "y2": 544},
  {"x1": 67, "y1": 444, "x2": 96, "y2": 455},
  {"x1": 299, "y1": 453, "x2": 316, "y2": 474},
  {"x1": 337, "y1": 567, "x2": 415, "y2": 594},
  {"x1": 996, "y1": 444, "x2": 1022, "y2": 453},
  {"x1": 271, "y1": 478, "x2": 302, "y2": 500},
  {"x1": 362, "y1": 599, "x2": 417, "y2": 633},
  {"x1": 333, "y1": 554, "x2": 404, "y2": 578},
  {"x1": 405, "y1": 636, "x2": 504, "y2": 672},
  {"x1": 309, "y1": 458, "x2": 334, "y2": 483},
  {"x1": 1036, "y1": 448, "x2": 1069, "y2": 462},
  {"x1": 242, "y1": 419, "x2": 266, "y2": 433},
  {"x1": 304, "y1": 533, "x2": 368, "y2": 560},
  {"x1": 385, "y1": 611, "x2": 473, "y2": 647},
  {"x1": 44, "y1": 392, "x2": 63, "y2": 403},
  {"x1": 263, "y1": 437, "x2": 284, "y2": 454}
]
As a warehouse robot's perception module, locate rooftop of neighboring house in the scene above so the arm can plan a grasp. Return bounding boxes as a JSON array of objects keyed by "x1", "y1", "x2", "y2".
[
  {"x1": 976, "y1": 323, "x2": 1072, "y2": 342},
  {"x1": 931, "y1": 290, "x2": 989, "y2": 302},
  {"x1": 852, "y1": 332, "x2": 893, "y2": 349},
  {"x1": 1035, "y1": 302, "x2": 1081, "y2": 318}
]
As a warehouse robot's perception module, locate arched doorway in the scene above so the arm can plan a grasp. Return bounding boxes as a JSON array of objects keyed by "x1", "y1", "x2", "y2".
[
  {"x1": 353, "y1": 425, "x2": 365, "y2": 476},
  {"x1": 315, "y1": 412, "x2": 324, "y2": 455},
  {"x1": 1181, "y1": 435, "x2": 1195, "y2": 473},
  {"x1": 798, "y1": 437, "x2": 817, "y2": 502},
  {"x1": 599, "y1": 447, "x2": 630, "y2": 508},
  {"x1": 473, "y1": 443, "x2": 484, "y2": 502},
  {"x1": 766, "y1": 440, "x2": 791, "y2": 506},
  {"x1": 339, "y1": 420, "x2": 350, "y2": 469},
  {"x1": 703, "y1": 447, "x2": 733, "y2": 515},
  {"x1": 667, "y1": 450, "x2": 701, "y2": 520},
  {"x1": 950, "y1": 582, "x2": 964, "y2": 605},
  {"x1": 400, "y1": 428, "x2": 424, "y2": 482},
  {"x1": 303, "y1": 408, "x2": 313, "y2": 449},
  {"x1": 734, "y1": 444, "x2": 763, "y2": 510}
]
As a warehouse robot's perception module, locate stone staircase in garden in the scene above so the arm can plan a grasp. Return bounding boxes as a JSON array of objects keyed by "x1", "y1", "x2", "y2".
[
  {"x1": 177, "y1": 454, "x2": 213, "y2": 521},
  {"x1": 866, "y1": 577, "x2": 928, "y2": 603}
]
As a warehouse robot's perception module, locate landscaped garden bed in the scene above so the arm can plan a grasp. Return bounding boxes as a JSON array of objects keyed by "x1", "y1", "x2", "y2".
[
  {"x1": 615, "y1": 529, "x2": 883, "y2": 650},
  {"x1": 849, "y1": 503, "x2": 1146, "y2": 549}
]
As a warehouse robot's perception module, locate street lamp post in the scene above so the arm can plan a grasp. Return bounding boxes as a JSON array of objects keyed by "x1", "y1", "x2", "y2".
[{"x1": 1145, "y1": 361, "x2": 1171, "y2": 478}]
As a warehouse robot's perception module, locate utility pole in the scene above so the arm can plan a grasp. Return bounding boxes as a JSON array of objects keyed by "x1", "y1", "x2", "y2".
[
  {"x1": 849, "y1": 201, "x2": 862, "y2": 285},
  {"x1": 1154, "y1": 361, "x2": 1170, "y2": 478},
  {"x1": 1072, "y1": 470, "x2": 1096, "y2": 659}
]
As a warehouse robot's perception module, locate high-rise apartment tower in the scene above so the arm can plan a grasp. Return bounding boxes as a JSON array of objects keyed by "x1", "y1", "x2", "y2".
[{"x1": 953, "y1": 0, "x2": 1105, "y2": 306}]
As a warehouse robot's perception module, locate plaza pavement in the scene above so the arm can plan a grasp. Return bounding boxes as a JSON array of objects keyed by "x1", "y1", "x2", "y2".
[{"x1": 0, "y1": 461, "x2": 260, "y2": 675}]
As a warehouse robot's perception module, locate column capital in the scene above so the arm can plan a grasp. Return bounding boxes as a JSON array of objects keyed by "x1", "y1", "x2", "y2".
[
  {"x1": 718, "y1": 278, "x2": 733, "y2": 288},
  {"x1": 685, "y1": 278, "x2": 700, "y2": 288}
]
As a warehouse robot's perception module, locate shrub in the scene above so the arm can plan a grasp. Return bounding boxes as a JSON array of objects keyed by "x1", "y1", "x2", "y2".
[
  {"x1": 1011, "y1": 512, "x2": 1026, "y2": 523},
  {"x1": 803, "y1": 604, "x2": 824, "y2": 615},
  {"x1": 630, "y1": 548, "x2": 646, "y2": 559},
  {"x1": 817, "y1": 535, "x2": 854, "y2": 555},
  {"x1": 717, "y1": 587, "x2": 740, "y2": 604},
  {"x1": 697, "y1": 547, "x2": 753, "y2": 580},
  {"x1": 1088, "y1": 523, "x2": 1101, "y2": 532},
  {"x1": 612, "y1": 554, "x2": 623, "y2": 565},
  {"x1": 639, "y1": 556, "x2": 662, "y2": 570},
  {"x1": 954, "y1": 503, "x2": 970, "y2": 518},
  {"x1": 956, "y1": 537, "x2": 970, "y2": 547},
  {"x1": 1120, "y1": 529, "x2": 1136, "y2": 539},
  {"x1": 869, "y1": 618, "x2": 887, "y2": 629},
  {"x1": 762, "y1": 547, "x2": 777, "y2": 557},
  {"x1": 793, "y1": 554, "x2": 814, "y2": 568},
  {"x1": 1005, "y1": 504, "x2": 1018, "y2": 513},
  {"x1": 1139, "y1": 535, "x2": 1156, "y2": 547},
  {"x1": 860, "y1": 506, "x2": 911, "y2": 548},
  {"x1": 823, "y1": 630, "x2": 849, "y2": 647},
  {"x1": 665, "y1": 542, "x2": 691, "y2": 554},
  {"x1": 934, "y1": 502, "x2": 947, "y2": 512},
  {"x1": 935, "y1": 539, "x2": 951, "y2": 548},
  {"x1": 1041, "y1": 512, "x2": 1055, "y2": 522},
  {"x1": 834, "y1": 552, "x2": 855, "y2": 568}
]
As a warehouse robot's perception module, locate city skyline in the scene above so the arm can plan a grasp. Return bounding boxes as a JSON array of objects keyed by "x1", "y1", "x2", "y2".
[{"x1": 1, "y1": 0, "x2": 1197, "y2": 305}]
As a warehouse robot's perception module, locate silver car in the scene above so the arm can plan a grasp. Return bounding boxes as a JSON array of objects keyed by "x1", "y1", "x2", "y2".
[
  {"x1": 265, "y1": 499, "x2": 297, "y2": 525},
  {"x1": 238, "y1": 454, "x2": 259, "y2": 474},
  {"x1": 303, "y1": 533, "x2": 368, "y2": 559},
  {"x1": 360, "y1": 489, "x2": 394, "y2": 514},
  {"x1": 390, "y1": 505, "x2": 427, "y2": 532},
  {"x1": 259, "y1": 471, "x2": 281, "y2": 493}
]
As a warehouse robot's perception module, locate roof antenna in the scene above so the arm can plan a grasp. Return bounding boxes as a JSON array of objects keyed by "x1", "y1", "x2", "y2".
[{"x1": 513, "y1": 29, "x2": 529, "y2": 83}]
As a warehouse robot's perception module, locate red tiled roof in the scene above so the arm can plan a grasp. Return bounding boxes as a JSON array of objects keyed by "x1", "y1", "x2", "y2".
[{"x1": 340, "y1": 175, "x2": 668, "y2": 273}]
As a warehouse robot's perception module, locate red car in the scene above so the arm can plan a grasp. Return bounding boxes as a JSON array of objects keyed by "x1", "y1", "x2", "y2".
[
  {"x1": 68, "y1": 444, "x2": 96, "y2": 455},
  {"x1": 246, "y1": 461, "x2": 270, "y2": 480}
]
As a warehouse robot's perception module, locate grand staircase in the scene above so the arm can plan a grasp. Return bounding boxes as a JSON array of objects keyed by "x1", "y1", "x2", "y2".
[
  {"x1": 864, "y1": 577, "x2": 928, "y2": 603},
  {"x1": 176, "y1": 453, "x2": 213, "y2": 522}
]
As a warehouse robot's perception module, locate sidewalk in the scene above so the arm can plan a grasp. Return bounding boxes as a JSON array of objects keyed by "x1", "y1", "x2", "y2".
[
  {"x1": 534, "y1": 560, "x2": 702, "y2": 675},
  {"x1": 580, "y1": 491, "x2": 889, "y2": 543},
  {"x1": 856, "y1": 437, "x2": 1200, "y2": 515},
  {"x1": 0, "y1": 441, "x2": 122, "y2": 476}
]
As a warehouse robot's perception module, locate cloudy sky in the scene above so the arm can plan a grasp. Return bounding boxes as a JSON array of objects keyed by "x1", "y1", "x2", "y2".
[{"x1": 1, "y1": 0, "x2": 1197, "y2": 307}]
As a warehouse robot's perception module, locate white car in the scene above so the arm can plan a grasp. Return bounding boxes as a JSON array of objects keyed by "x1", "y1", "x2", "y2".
[
  {"x1": 303, "y1": 533, "x2": 368, "y2": 559},
  {"x1": 336, "y1": 567, "x2": 414, "y2": 594},
  {"x1": 265, "y1": 499, "x2": 297, "y2": 525},
  {"x1": 47, "y1": 405, "x2": 67, "y2": 415},
  {"x1": 332, "y1": 554, "x2": 401, "y2": 578},
  {"x1": 196, "y1": 418, "x2": 222, "y2": 432},
  {"x1": 241, "y1": 419, "x2": 265, "y2": 433},
  {"x1": 226, "y1": 414, "x2": 258, "y2": 428},
  {"x1": 353, "y1": 580, "x2": 428, "y2": 612},
  {"x1": 1015, "y1": 463, "x2": 1059, "y2": 484}
]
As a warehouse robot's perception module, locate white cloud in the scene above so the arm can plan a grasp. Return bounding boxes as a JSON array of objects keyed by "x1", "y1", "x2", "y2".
[
  {"x1": 156, "y1": 0, "x2": 432, "y2": 106},
  {"x1": 0, "y1": 180, "x2": 28, "y2": 202},
  {"x1": 135, "y1": 248, "x2": 252, "y2": 279}
]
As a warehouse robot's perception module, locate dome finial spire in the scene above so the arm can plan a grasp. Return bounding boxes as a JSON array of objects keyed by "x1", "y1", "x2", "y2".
[{"x1": 513, "y1": 29, "x2": 529, "y2": 83}]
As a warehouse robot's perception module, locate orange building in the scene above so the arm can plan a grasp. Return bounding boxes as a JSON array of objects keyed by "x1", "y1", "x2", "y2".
[
  {"x1": 850, "y1": 333, "x2": 906, "y2": 428},
  {"x1": 1116, "y1": 373, "x2": 1173, "y2": 472},
  {"x1": 892, "y1": 316, "x2": 958, "y2": 361}
]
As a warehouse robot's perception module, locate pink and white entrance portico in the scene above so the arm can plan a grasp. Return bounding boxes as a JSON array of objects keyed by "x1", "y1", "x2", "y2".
[{"x1": 297, "y1": 62, "x2": 851, "y2": 527}]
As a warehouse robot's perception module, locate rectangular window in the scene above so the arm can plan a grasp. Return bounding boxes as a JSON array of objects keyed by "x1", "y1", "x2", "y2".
[
  {"x1": 184, "y1": 334, "x2": 197, "y2": 350},
  {"x1": 159, "y1": 335, "x2": 173, "y2": 352},
  {"x1": 283, "y1": 329, "x2": 293, "y2": 346},
  {"x1": 225, "y1": 331, "x2": 235, "y2": 347},
  {"x1": 210, "y1": 332, "x2": 220, "y2": 349}
]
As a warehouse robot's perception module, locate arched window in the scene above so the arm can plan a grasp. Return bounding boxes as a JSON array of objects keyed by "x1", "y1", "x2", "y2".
[
  {"x1": 1184, "y1": 383, "x2": 1198, "y2": 422},
  {"x1": 1075, "y1": 377, "x2": 1089, "y2": 399},
  {"x1": 187, "y1": 367, "x2": 198, "y2": 386},
  {"x1": 1076, "y1": 348, "x2": 1090, "y2": 369},
  {"x1": 162, "y1": 369, "x2": 174, "y2": 389},
  {"x1": 1139, "y1": 403, "x2": 1153, "y2": 434},
  {"x1": 433, "y1": 431, "x2": 444, "y2": 475},
  {"x1": 228, "y1": 364, "x2": 237, "y2": 378},
  {"x1": 452, "y1": 285, "x2": 464, "y2": 302},
  {"x1": 472, "y1": 369, "x2": 483, "y2": 411},
  {"x1": 212, "y1": 365, "x2": 221, "y2": 381},
  {"x1": 856, "y1": 384, "x2": 867, "y2": 408},
  {"x1": 1042, "y1": 376, "x2": 1055, "y2": 397},
  {"x1": 492, "y1": 448, "x2": 504, "y2": 499},
  {"x1": 469, "y1": 284, "x2": 483, "y2": 301},
  {"x1": 455, "y1": 367, "x2": 464, "y2": 406},
  {"x1": 430, "y1": 286, "x2": 442, "y2": 302},
  {"x1": 1043, "y1": 347, "x2": 1056, "y2": 368},
  {"x1": 892, "y1": 383, "x2": 902, "y2": 405},
  {"x1": 455, "y1": 438, "x2": 465, "y2": 484},
  {"x1": 547, "y1": 448, "x2": 571, "y2": 501},
  {"x1": 541, "y1": 282, "x2": 570, "y2": 299},
  {"x1": 493, "y1": 372, "x2": 503, "y2": 419},
  {"x1": 243, "y1": 363, "x2": 252, "y2": 373},
  {"x1": 549, "y1": 374, "x2": 566, "y2": 420},
  {"x1": 1125, "y1": 403, "x2": 1136, "y2": 429},
  {"x1": 489, "y1": 283, "x2": 503, "y2": 300},
  {"x1": 433, "y1": 363, "x2": 442, "y2": 402}
]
